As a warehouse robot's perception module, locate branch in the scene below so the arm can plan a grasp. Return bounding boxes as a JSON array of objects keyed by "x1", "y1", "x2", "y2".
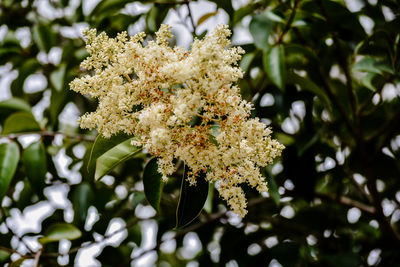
[
  {"x1": 0, "y1": 131, "x2": 96, "y2": 142},
  {"x1": 0, "y1": 245, "x2": 20, "y2": 255},
  {"x1": 33, "y1": 248, "x2": 42, "y2": 267},
  {"x1": 276, "y1": 0, "x2": 301, "y2": 44},
  {"x1": 315, "y1": 192, "x2": 376, "y2": 214},
  {"x1": 185, "y1": 1, "x2": 197, "y2": 35}
]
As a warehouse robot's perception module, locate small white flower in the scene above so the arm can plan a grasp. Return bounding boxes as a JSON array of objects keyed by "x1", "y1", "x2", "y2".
[{"x1": 70, "y1": 24, "x2": 284, "y2": 217}]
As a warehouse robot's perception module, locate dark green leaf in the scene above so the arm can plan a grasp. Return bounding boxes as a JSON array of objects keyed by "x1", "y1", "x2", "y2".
[
  {"x1": 176, "y1": 166, "x2": 209, "y2": 228},
  {"x1": 266, "y1": 175, "x2": 280, "y2": 206},
  {"x1": 0, "y1": 98, "x2": 31, "y2": 113},
  {"x1": 263, "y1": 10, "x2": 285, "y2": 23},
  {"x1": 10, "y1": 58, "x2": 41, "y2": 96},
  {"x1": 22, "y1": 141, "x2": 47, "y2": 194},
  {"x1": 2, "y1": 112, "x2": 41, "y2": 134},
  {"x1": 95, "y1": 138, "x2": 141, "y2": 180},
  {"x1": 143, "y1": 157, "x2": 164, "y2": 211},
  {"x1": 249, "y1": 14, "x2": 273, "y2": 51},
  {"x1": 287, "y1": 72, "x2": 332, "y2": 111},
  {"x1": 0, "y1": 142, "x2": 19, "y2": 202},
  {"x1": 214, "y1": 0, "x2": 234, "y2": 18},
  {"x1": 32, "y1": 24, "x2": 55, "y2": 52},
  {"x1": 353, "y1": 57, "x2": 394, "y2": 75},
  {"x1": 72, "y1": 182, "x2": 94, "y2": 224},
  {"x1": 38, "y1": 223, "x2": 82, "y2": 244},
  {"x1": 263, "y1": 45, "x2": 286, "y2": 89}
]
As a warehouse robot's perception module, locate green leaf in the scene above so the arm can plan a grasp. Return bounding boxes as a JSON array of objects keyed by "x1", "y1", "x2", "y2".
[
  {"x1": 0, "y1": 249, "x2": 10, "y2": 263},
  {"x1": 263, "y1": 10, "x2": 285, "y2": 23},
  {"x1": 286, "y1": 72, "x2": 332, "y2": 111},
  {"x1": 197, "y1": 11, "x2": 218, "y2": 27},
  {"x1": 0, "y1": 142, "x2": 19, "y2": 202},
  {"x1": 266, "y1": 176, "x2": 280, "y2": 206},
  {"x1": 72, "y1": 182, "x2": 94, "y2": 224},
  {"x1": 50, "y1": 63, "x2": 67, "y2": 92},
  {"x1": 90, "y1": 0, "x2": 130, "y2": 18},
  {"x1": 249, "y1": 14, "x2": 273, "y2": 51},
  {"x1": 360, "y1": 72, "x2": 385, "y2": 92},
  {"x1": 146, "y1": 5, "x2": 169, "y2": 32},
  {"x1": 263, "y1": 45, "x2": 286, "y2": 89},
  {"x1": 0, "y1": 98, "x2": 31, "y2": 113},
  {"x1": 87, "y1": 134, "x2": 130, "y2": 171},
  {"x1": 32, "y1": 24, "x2": 54, "y2": 52},
  {"x1": 353, "y1": 57, "x2": 394, "y2": 75},
  {"x1": 143, "y1": 157, "x2": 164, "y2": 211},
  {"x1": 204, "y1": 183, "x2": 214, "y2": 213},
  {"x1": 214, "y1": 0, "x2": 234, "y2": 18},
  {"x1": 2, "y1": 112, "x2": 41, "y2": 134},
  {"x1": 10, "y1": 58, "x2": 41, "y2": 97},
  {"x1": 22, "y1": 141, "x2": 47, "y2": 195},
  {"x1": 176, "y1": 166, "x2": 209, "y2": 228},
  {"x1": 240, "y1": 51, "x2": 256, "y2": 74},
  {"x1": 127, "y1": 223, "x2": 142, "y2": 246},
  {"x1": 233, "y1": 4, "x2": 256, "y2": 25},
  {"x1": 9, "y1": 257, "x2": 28, "y2": 267},
  {"x1": 95, "y1": 138, "x2": 141, "y2": 180},
  {"x1": 38, "y1": 223, "x2": 82, "y2": 244}
]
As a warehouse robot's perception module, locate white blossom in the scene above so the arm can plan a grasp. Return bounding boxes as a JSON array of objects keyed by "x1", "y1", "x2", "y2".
[{"x1": 70, "y1": 24, "x2": 284, "y2": 217}]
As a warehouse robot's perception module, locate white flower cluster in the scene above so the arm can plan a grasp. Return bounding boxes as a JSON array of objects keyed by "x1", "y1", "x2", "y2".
[{"x1": 70, "y1": 24, "x2": 284, "y2": 217}]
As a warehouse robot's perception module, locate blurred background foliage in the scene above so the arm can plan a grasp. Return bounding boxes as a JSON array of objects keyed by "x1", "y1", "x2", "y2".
[{"x1": 0, "y1": 0, "x2": 400, "y2": 266}]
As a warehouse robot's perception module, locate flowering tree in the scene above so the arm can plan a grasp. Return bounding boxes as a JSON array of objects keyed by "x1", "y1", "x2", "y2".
[{"x1": 0, "y1": 0, "x2": 400, "y2": 266}]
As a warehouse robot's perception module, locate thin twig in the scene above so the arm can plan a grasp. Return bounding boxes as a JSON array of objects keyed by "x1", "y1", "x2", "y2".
[
  {"x1": 185, "y1": 1, "x2": 197, "y2": 35},
  {"x1": 276, "y1": 0, "x2": 301, "y2": 44},
  {"x1": 0, "y1": 245, "x2": 20, "y2": 255},
  {"x1": 33, "y1": 248, "x2": 42, "y2": 267},
  {"x1": 0, "y1": 131, "x2": 96, "y2": 142},
  {"x1": 315, "y1": 192, "x2": 375, "y2": 214}
]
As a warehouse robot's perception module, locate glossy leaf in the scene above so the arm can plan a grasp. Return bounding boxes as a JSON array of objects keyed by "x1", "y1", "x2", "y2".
[
  {"x1": 143, "y1": 157, "x2": 164, "y2": 211},
  {"x1": 263, "y1": 45, "x2": 286, "y2": 90},
  {"x1": 2, "y1": 112, "x2": 41, "y2": 134},
  {"x1": 87, "y1": 134, "x2": 131, "y2": 173},
  {"x1": 176, "y1": 167, "x2": 209, "y2": 228},
  {"x1": 38, "y1": 223, "x2": 82, "y2": 244},
  {"x1": 22, "y1": 141, "x2": 47, "y2": 194},
  {"x1": 0, "y1": 142, "x2": 19, "y2": 202},
  {"x1": 249, "y1": 14, "x2": 273, "y2": 51},
  {"x1": 72, "y1": 182, "x2": 94, "y2": 224},
  {"x1": 95, "y1": 138, "x2": 141, "y2": 180}
]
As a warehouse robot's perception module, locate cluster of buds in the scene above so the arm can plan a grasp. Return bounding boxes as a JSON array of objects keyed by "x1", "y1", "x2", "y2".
[{"x1": 70, "y1": 24, "x2": 284, "y2": 217}]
